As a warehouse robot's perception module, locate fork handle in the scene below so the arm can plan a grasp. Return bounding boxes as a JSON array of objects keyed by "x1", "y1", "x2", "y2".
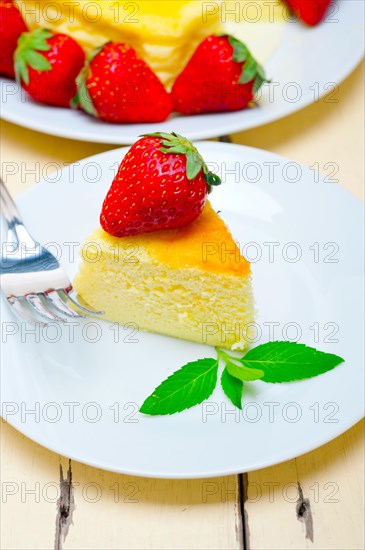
[
  {"x1": 0, "y1": 178, "x2": 37, "y2": 247},
  {"x1": 0, "y1": 177, "x2": 23, "y2": 227}
]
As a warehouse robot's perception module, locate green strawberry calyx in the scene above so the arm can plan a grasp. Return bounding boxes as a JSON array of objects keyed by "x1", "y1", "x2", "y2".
[
  {"x1": 71, "y1": 42, "x2": 109, "y2": 115},
  {"x1": 222, "y1": 34, "x2": 269, "y2": 94},
  {"x1": 14, "y1": 29, "x2": 53, "y2": 86},
  {"x1": 143, "y1": 132, "x2": 221, "y2": 192}
]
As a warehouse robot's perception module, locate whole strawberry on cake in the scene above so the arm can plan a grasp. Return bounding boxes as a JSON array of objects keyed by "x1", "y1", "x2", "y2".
[{"x1": 74, "y1": 133, "x2": 254, "y2": 350}]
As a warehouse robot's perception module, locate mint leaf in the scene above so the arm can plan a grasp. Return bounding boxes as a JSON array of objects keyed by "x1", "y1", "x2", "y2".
[
  {"x1": 140, "y1": 358, "x2": 218, "y2": 415},
  {"x1": 218, "y1": 349, "x2": 264, "y2": 382},
  {"x1": 226, "y1": 361, "x2": 264, "y2": 382},
  {"x1": 240, "y1": 341, "x2": 344, "y2": 383},
  {"x1": 221, "y1": 368, "x2": 243, "y2": 409}
]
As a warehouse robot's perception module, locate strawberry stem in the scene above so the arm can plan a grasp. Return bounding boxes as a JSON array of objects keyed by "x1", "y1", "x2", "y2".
[
  {"x1": 72, "y1": 43, "x2": 110, "y2": 115},
  {"x1": 143, "y1": 132, "x2": 221, "y2": 191},
  {"x1": 224, "y1": 34, "x2": 269, "y2": 94},
  {"x1": 14, "y1": 29, "x2": 53, "y2": 85}
]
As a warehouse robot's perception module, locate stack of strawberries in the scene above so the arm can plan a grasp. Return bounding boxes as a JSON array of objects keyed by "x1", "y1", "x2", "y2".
[{"x1": 1, "y1": 0, "x2": 333, "y2": 123}]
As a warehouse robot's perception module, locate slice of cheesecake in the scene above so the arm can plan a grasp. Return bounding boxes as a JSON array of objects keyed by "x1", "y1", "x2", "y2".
[{"x1": 73, "y1": 201, "x2": 254, "y2": 350}]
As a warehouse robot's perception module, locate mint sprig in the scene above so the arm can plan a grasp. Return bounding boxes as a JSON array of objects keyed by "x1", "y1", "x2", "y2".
[
  {"x1": 14, "y1": 29, "x2": 53, "y2": 85},
  {"x1": 140, "y1": 342, "x2": 344, "y2": 416},
  {"x1": 143, "y1": 132, "x2": 221, "y2": 192},
  {"x1": 225, "y1": 34, "x2": 269, "y2": 95}
]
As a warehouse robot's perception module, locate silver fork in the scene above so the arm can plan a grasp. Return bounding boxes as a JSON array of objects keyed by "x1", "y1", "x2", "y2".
[{"x1": 0, "y1": 178, "x2": 103, "y2": 324}]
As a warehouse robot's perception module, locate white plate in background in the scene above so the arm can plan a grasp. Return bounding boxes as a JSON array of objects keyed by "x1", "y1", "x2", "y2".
[{"x1": 0, "y1": 0, "x2": 364, "y2": 143}]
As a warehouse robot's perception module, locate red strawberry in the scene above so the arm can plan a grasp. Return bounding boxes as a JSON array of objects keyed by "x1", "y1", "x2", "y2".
[
  {"x1": 0, "y1": 1, "x2": 27, "y2": 78},
  {"x1": 100, "y1": 133, "x2": 221, "y2": 237},
  {"x1": 284, "y1": 0, "x2": 332, "y2": 26},
  {"x1": 73, "y1": 42, "x2": 172, "y2": 123},
  {"x1": 172, "y1": 35, "x2": 267, "y2": 115},
  {"x1": 14, "y1": 29, "x2": 85, "y2": 107}
]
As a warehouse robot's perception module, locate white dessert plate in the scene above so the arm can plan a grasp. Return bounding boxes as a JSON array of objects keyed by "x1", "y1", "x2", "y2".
[
  {"x1": 1, "y1": 142, "x2": 364, "y2": 478},
  {"x1": 1, "y1": 0, "x2": 364, "y2": 143}
]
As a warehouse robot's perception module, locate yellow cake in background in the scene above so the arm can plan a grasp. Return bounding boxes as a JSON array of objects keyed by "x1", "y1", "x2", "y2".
[
  {"x1": 15, "y1": 0, "x2": 223, "y2": 89},
  {"x1": 224, "y1": 0, "x2": 286, "y2": 63},
  {"x1": 15, "y1": 1, "x2": 285, "y2": 88},
  {"x1": 73, "y1": 201, "x2": 254, "y2": 350}
]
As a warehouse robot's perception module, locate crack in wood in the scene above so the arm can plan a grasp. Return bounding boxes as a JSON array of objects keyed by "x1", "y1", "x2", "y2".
[
  {"x1": 296, "y1": 481, "x2": 314, "y2": 543},
  {"x1": 54, "y1": 460, "x2": 75, "y2": 550},
  {"x1": 236, "y1": 473, "x2": 250, "y2": 550},
  {"x1": 219, "y1": 132, "x2": 250, "y2": 550}
]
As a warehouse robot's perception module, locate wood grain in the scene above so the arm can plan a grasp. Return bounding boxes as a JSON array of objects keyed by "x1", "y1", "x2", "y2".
[
  {"x1": 1, "y1": 420, "x2": 363, "y2": 549},
  {"x1": 1, "y1": 423, "x2": 242, "y2": 550},
  {"x1": 244, "y1": 420, "x2": 364, "y2": 550}
]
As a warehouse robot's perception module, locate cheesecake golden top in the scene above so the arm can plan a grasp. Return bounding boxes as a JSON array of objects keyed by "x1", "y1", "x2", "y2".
[{"x1": 93, "y1": 201, "x2": 250, "y2": 276}]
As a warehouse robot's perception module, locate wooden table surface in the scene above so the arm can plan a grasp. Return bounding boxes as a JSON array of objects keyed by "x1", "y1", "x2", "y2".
[{"x1": 1, "y1": 60, "x2": 364, "y2": 550}]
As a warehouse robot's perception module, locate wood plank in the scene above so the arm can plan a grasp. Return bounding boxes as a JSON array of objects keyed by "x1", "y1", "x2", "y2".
[
  {"x1": 2, "y1": 418, "x2": 363, "y2": 550},
  {"x1": 63, "y1": 462, "x2": 242, "y2": 550},
  {"x1": 0, "y1": 120, "x2": 115, "y2": 195},
  {"x1": 0, "y1": 421, "x2": 68, "y2": 549},
  {"x1": 244, "y1": 420, "x2": 364, "y2": 550},
  {"x1": 0, "y1": 422, "x2": 242, "y2": 550},
  {"x1": 235, "y1": 60, "x2": 365, "y2": 201}
]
